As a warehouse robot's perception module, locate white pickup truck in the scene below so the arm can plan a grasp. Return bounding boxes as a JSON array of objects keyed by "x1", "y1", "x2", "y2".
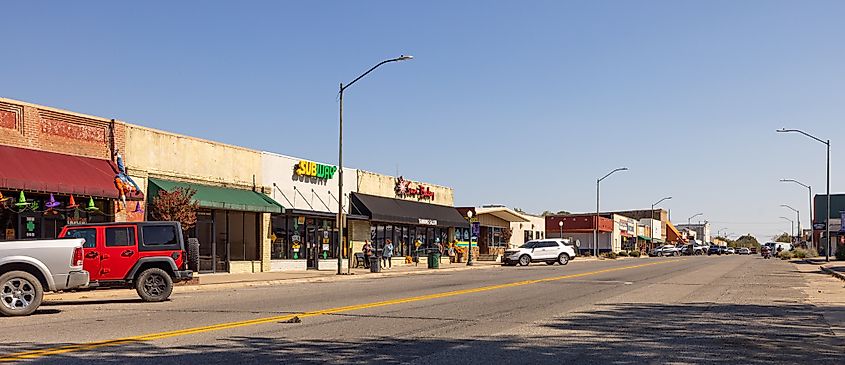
[{"x1": 0, "y1": 238, "x2": 90, "y2": 316}]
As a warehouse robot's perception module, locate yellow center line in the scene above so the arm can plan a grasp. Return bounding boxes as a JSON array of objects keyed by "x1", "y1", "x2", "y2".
[{"x1": 1, "y1": 259, "x2": 681, "y2": 362}]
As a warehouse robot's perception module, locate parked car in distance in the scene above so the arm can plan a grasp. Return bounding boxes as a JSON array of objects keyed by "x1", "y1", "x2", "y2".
[
  {"x1": 650, "y1": 245, "x2": 681, "y2": 257},
  {"x1": 680, "y1": 244, "x2": 707, "y2": 256},
  {"x1": 762, "y1": 242, "x2": 794, "y2": 254},
  {"x1": 750, "y1": 247, "x2": 758, "y2": 254},
  {"x1": 725, "y1": 247, "x2": 736, "y2": 255},
  {"x1": 503, "y1": 239, "x2": 576, "y2": 266},
  {"x1": 59, "y1": 221, "x2": 193, "y2": 302},
  {"x1": 737, "y1": 247, "x2": 751, "y2": 255},
  {"x1": 707, "y1": 246, "x2": 724, "y2": 255},
  {"x1": 0, "y1": 238, "x2": 89, "y2": 316}
]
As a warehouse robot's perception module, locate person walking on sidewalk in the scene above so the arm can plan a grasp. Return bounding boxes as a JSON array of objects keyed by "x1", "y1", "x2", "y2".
[
  {"x1": 413, "y1": 239, "x2": 422, "y2": 266},
  {"x1": 382, "y1": 239, "x2": 394, "y2": 270},
  {"x1": 449, "y1": 239, "x2": 457, "y2": 263},
  {"x1": 362, "y1": 240, "x2": 373, "y2": 269}
]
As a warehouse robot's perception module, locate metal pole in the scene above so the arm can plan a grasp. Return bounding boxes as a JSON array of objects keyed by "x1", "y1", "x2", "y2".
[
  {"x1": 809, "y1": 185, "x2": 814, "y2": 250},
  {"x1": 826, "y1": 141, "x2": 831, "y2": 262},
  {"x1": 467, "y1": 218, "x2": 474, "y2": 266},
  {"x1": 337, "y1": 83, "x2": 344, "y2": 275},
  {"x1": 595, "y1": 180, "x2": 599, "y2": 257}
]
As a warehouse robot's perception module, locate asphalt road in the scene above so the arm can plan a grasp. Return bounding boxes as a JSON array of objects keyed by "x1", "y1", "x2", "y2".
[{"x1": 2, "y1": 255, "x2": 843, "y2": 364}]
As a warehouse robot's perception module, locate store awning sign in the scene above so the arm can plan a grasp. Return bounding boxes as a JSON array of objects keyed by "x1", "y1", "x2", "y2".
[{"x1": 418, "y1": 218, "x2": 438, "y2": 226}]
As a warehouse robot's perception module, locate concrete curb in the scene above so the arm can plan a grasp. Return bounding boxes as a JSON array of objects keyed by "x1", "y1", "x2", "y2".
[{"x1": 820, "y1": 265, "x2": 845, "y2": 282}]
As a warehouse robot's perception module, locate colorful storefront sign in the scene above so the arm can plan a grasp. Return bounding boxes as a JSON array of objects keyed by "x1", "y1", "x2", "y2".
[
  {"x1": 395, "y1": 176, "x2": 435, "y2": 200},
  {"x1": 294, "y1": 160, "x2": 337, "y2": 180}
]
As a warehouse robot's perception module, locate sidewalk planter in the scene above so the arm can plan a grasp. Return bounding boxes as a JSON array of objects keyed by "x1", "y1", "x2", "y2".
[{"x1": 428, "y1": 253, "x2": 441, "y2": 269}]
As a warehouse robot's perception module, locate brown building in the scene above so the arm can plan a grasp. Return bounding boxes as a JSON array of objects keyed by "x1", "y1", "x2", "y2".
[{"x1": 0, "y1": 97, "x2": 142, "y2": 241}]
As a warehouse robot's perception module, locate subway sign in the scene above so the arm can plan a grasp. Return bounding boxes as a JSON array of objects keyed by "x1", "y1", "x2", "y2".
[{"x1": 294, "y1": 160, "x2": 337, "y2": 180}]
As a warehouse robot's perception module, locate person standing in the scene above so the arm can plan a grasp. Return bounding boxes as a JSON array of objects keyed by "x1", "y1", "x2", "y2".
[
  {"x1": 362, "y1": 240, "x2": 373, "y2": 269},
  {"x1": 413, "y1": 239, "x2": 422, "y2": 266},
  {"x1": 449, "y1": 239, "x2": 457, "y2": 263},
  {"x1": 382, "y1": 239, "x2": 394, "y2": 270}
]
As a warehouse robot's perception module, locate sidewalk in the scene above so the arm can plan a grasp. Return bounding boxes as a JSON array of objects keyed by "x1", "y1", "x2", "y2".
[{"x1": 791, "y1": 259, "x2": 845, "y2": 337}]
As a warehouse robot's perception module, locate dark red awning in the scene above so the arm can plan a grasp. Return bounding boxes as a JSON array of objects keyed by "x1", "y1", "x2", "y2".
[{"x1": 0, "y1": 145, "x2": 141, "y2": 200}]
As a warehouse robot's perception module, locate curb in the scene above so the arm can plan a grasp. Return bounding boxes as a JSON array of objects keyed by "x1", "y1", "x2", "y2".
[{"x1": 820, "y1": 265, "x2": 845, "y2": 282}]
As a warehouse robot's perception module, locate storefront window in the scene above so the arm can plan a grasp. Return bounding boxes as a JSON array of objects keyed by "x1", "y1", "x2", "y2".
[{"x1": 0, "y1": 191, "x2": 112, "y2": 241}]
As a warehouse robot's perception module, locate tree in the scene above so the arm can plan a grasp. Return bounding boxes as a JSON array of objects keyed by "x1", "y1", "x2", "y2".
[
  {"x1": 734, "y1": 234, "x2": 760, "y2": 248},
  {"x1": 773, "y1": 233, "x2": 792, "y2": 243},
  {"x1": 151, "y1": 187, "x2": 199, "y2": 233},
  {"x1": 501, "y1": 227, "x2": 513, "y2": 244}
]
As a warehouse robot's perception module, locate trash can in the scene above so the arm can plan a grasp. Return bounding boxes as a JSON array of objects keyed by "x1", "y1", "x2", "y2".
[
  {"x1": 369, "y1": 257, "x2": 381, "y2": 273},
  {"x1": 428, "y1": 253, "x2": 441, "y2": 269}
]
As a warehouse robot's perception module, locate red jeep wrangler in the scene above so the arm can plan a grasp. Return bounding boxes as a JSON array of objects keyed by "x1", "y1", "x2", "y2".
[{"x1": 59, "y1": 221, "x2": 193, "y2": 302}]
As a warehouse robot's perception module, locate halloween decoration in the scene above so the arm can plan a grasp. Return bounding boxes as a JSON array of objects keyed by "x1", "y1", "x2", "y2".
[
  {"x1": 85, "y1": 197, "x2": 99, "y2": 212},
  {"x1": 113, "y1": 152, "x2": 141, "y2": 211},
  {"x1": 45, "y1": 193, "x2": 61, "y2": 209},
  {"x1": 67, "y1": 195, "x2": 79, "y2": 209},
  {"x1": 132, "y1": 201, "x2": 144, "y2": 214},
  {"x1": 14, "y1": 191, "x2": 30, "y2": 208}
]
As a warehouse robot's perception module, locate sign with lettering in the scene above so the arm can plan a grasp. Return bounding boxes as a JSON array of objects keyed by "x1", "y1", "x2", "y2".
[
  {"x1": 294, "y1": 160, "x2": 337, "y2": 180},
  {"x1": 418, "y1": 218, "x2": 438, "y2": 226},
  {"x1": 395, "y1": 176, "x2": 435, "y2": 200}
]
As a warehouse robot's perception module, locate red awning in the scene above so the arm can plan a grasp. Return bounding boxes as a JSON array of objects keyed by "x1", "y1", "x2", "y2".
[{"x1": 0, "y1": 145, "x2": 141, "y2": 200}]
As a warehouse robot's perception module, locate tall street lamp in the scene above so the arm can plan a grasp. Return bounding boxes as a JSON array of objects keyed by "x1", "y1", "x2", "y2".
[
  {"x1": 338, "y1": 55, "x2": 413, "y2": 274},
  {"x1": 778, "y1": 128, "x2": 831, "y2": 261},
  {"x1": 780, "y1": 204, "x2": 800, "y2": 243},
  {"x1": 780, "y1": 179, "x2": 813, "y2": 248},
  {"x1": 780, "y1": 216, "x2": 795, "y2": 238},
  {"x1": 651, "y1": 196, "x2": 672, "y2": 221},
  {"x1": 595, "y1": 167, "x2": 628, "y2": 257},
  {"x1": 466, "y1": 210, "x2": 474, "y2": 266},
  {"x1": 687, "y1": 213, "x2": 703, "y2": 226}
]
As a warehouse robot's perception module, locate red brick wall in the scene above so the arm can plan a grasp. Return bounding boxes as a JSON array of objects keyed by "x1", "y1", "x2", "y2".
[{"x1": 0, "y1": 100, "x2": 125, "y2": 160}]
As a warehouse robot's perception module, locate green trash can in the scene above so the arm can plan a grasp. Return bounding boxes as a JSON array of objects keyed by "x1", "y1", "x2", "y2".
[{"x1": 428, "y1": 253, "x2": 441, "y2": 269}]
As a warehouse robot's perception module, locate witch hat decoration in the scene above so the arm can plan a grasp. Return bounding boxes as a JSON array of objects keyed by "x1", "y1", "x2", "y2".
[
  {"x1": 132, "y1": 201, "x2": 144, "y2": 213},
  {"x1": 67, "y1": 195, "x2": 79, "y2": 209},
  {"x1": 85, "y1": 197, "x2": 99, "y2": 211},
  {"x1": 15, "y1": 191, "x2": 30, "y2": 207},
  {"x1": 45, "y1": 193, "x2": 61, "y2": 209}
]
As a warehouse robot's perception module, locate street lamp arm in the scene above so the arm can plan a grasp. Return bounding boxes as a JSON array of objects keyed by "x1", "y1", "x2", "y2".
[
  {"x1": 652, "y1": 196, "x2": 672, "y2": 207},
  {"x1": 340, "y1": 56, "x2": 413, "y2": 92},
  {"x1": 777, "y1": 128, "x2": 829, "y2": 146},
  {"x1": 779, "y1": 204, "x2": 798, "y2": 213},
  {"x1": 780, "y1": 179, "x2": 809, "y2": 189},
  {"x1": 598, "y1": 167, "x2": 628, "y2": 183}
]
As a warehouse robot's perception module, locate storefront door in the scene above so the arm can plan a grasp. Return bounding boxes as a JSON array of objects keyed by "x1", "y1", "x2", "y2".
[
  {"x1": 306, "y1": 225, "x2": 319, "y2": 269},
  {"x1": 195, "y1": 214, "x2": 215, "y2": 273}
]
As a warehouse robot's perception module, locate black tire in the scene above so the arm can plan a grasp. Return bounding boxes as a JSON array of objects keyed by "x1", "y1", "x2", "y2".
[
  {"x1": 187, "y1": 238, "x2": 200, "y2": 272},
  {"x1": 0, "y1": 271, "x2": 43, "y2": 317},
  {"x1": 518, "y1": 255, "x2": 531, "y2": 266},
  {"x1": 546, "y1": 261, "x2": 556, "y2": 265},
  {"x1": 673, "y1": 252, "x2": 680, "y2": 257},
  {"x1": 558, "y1": 253, "x2": 570, "y2": 265},
  {"x1": 135, "y1": 268, "x2": 173, "y2": 302}
]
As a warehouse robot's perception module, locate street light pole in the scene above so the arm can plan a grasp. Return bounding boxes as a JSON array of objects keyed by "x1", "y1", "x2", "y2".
[
  {"x1": 466, "y1": 210, "x2": 474, "y2": 266},
  {"x1": 559, "y1": 220, "x2": 564, "y2": 240},
  {"x1": 780, "y1": 204, "x2": 800, "y2": 244},
  {"x1": 778, "y1": 128, "x2": 832, "y2": 262},
  {"x1": 338, "y1": 55, "x2": 413, "y2": 275},
  {"x1": 780, "y1": 179, "x2": 813, "y2": 249},
  {"x1": 595, "y1": 167, "x2": 628, "y2": 257},
  {"x1": 780, "y1": 216, "x2": 795, "y2": 238}
]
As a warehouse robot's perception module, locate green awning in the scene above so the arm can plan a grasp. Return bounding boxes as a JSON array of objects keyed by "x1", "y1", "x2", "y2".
[
  {"x1": 638, "y1": 235, "x2": 651, "y2": 241},
  {"x1": 147, "y1": 178, "x2": 282, "y2": 214},
  {"x1": 652, "y1": 238, "x2": 665, "y2": 244}
]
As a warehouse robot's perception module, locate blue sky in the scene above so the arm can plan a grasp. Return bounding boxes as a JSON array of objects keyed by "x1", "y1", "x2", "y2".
[{"x1": 2, "y1": 1, "x2": 843, "y2": 240}]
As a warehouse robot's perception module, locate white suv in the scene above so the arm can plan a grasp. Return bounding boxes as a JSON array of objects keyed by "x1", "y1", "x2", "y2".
[{"x1": 503, "y1": 240, "x2": 577, "y2": 266}]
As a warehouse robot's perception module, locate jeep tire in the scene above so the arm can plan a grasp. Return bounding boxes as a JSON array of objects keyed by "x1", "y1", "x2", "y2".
[
  {"x1": 0, "y1": 271, "x2": 43, "y2": 317},
  {"x1": 135, "y1": 268, "x2": 173, "y2": 302},
  {"x1": 187, "y1": 238, "x2": 200, "y2": 272}
]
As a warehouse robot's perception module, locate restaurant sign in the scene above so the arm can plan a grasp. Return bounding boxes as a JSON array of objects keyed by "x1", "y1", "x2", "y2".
[
  {"x1": 294, "y1": 160, "x2": 337, "y2": 180},
  {"x1": 395, "y1": 176, "x2": 435, "y2": 200},
  {"x1": 418, "y1": 218, "x2": 438, "y2": 226}
]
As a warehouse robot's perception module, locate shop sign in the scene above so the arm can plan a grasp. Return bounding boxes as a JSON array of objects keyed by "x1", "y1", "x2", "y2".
[
  {"x1": 471, "y1": 222, "x2": 480, "y2": 241},
  {"x1": 418, "y1": 218, "x2": 438, "y2": 226},
  {"x1": 813, "y1": 222, "x2": 826, "y2": 230},
  {"x1": 22, "y1": 216, "x2": 38, "y2": 239},
  {"x1": 67, "y1": 217, "x2": 88, "y2": 225},
  {"x1": 294, "y1": 160, "x2": 337, "y2": 180},
  {"x1": 395, "y1": 176, "x2": 435, "y2": 200}
]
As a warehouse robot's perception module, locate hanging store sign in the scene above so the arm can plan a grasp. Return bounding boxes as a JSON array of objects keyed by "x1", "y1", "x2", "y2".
[
  {"x1": 395, "y1": 176, "x2": 435, "y2": 200},
  {"x1": 294, "y1": 160, "x2": 337, "y2": 180},
  {"x1": 418, "y1": 218, "x2": 438, "y2": 226}
]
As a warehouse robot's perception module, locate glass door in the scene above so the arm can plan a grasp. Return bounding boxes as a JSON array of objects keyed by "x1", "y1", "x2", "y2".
[{"x1": 196, "y1": 212, "x2": 214, "y2": 273}]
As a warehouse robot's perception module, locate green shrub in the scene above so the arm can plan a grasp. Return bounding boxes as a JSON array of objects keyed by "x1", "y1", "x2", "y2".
[
  {"x1": 603, "y1": 252, "x2": 618, "y2": 260},
  {"x1": 807, "y1": 248, "x2": 819, "y2": 258},
  {"x1": 630, "y1": 250, "x2": 641, "y2": 258},
  {"x1": 779, "y1": 251, "x2": 794, "y2": 260},
  {"x1": 618, "y1": 251, "x2": 629, "y2": 257}
]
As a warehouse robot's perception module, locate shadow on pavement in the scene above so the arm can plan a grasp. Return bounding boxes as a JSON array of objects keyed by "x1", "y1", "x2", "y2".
[
  {"x1": 3, "y1": 302, "x2": 844, "y2": 364},
  {"x1": 41, "y1": 298, "x2": 145, "y2": 306}
]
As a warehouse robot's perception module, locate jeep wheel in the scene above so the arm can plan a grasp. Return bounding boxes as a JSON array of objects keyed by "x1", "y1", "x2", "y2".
[
  {"x1": 135, "y1": 268, "x2": 173, "y2": 302},
  {"x1": 558, "y1": 253, "x2": 570, "y2": 265},
  {"x1": 518, "y1": 255, "x2": 531, "y2": 266},
  {"x1": 0, "y1": 271, "x2": 43, "y2": 317}
]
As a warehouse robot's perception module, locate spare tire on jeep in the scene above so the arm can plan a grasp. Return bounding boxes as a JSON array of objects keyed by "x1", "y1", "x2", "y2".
[
  {"x1": 135, "y1": 268, "x2": 173, "y2": 302},
  {"x1": 187, "y1": 238, "x2": 200, "y2": 272}
]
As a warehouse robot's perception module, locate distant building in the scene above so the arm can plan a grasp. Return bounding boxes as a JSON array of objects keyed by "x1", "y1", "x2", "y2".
[{"x1": 676, "y1": 222, "x2": 711, "y2": 243}]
